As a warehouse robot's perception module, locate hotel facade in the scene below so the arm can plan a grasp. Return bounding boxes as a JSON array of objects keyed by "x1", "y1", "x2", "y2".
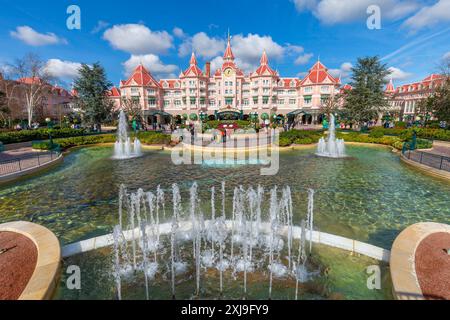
[
  {"x1": 385, "y1": 74, "x2": 446, "y2": 120},
  {"x1": 108, "y1": 37, "x2": 447, "y2": 126},
  {"x1": 109, "y1": 38, "x2": 341, "y2": 125}
]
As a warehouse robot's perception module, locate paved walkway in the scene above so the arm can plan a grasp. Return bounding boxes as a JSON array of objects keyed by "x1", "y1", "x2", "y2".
[
  {"x1": 426, "y1": 141, "x2": 450, "y2": 157},
  {"x1": 0, "y1": 148, "x2": 58, "y2": 177}
]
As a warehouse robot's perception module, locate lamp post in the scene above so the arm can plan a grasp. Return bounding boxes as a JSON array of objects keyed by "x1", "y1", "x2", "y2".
[{"x1": 46, "y1": 118, "x2": 54, "y2": 149}]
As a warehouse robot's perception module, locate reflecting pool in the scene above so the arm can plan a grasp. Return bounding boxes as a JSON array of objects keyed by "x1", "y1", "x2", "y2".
[{"x1": 0, "y1": 145, "x2": 449, "y2": 248}]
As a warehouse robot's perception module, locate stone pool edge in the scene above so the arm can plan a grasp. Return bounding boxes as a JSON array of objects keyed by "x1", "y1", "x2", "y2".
[
  {"x1": 0, "y1": 221, "x2": 61, "y2": 300},
  {"x1": 61, "y1": 221, "x2": 391, "y2": 263},
  {"x1": 390, "y1": 222, "x2": 450, "y2": 300}
]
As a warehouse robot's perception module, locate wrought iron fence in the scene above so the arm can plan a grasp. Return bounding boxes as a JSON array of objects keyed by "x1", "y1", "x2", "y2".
[
  {"x1": 0, "y1": 151, "x2": 60, "y2": 176},
  {"x1": 403, "y1": 149, "x2": 450, "y2": 172}
]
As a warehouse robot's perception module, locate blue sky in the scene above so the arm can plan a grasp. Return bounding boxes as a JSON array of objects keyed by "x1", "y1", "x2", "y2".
[{"x1": 0, "y1": 0, "x2": 449, "y2": 88}]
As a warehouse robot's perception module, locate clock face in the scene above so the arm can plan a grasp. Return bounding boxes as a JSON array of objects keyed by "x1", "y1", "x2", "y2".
[{"x1": 224, "y1": 68, "x2": 234, "y2": 77}]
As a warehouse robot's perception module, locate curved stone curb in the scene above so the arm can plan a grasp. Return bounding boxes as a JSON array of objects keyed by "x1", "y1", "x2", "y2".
[
  {"x1": 400, "y1": 154, "x2": 450, "y2": 181},
  {"x1": 0, "y1": 221, "x2": 61, "y2": 300},
  {"x1": 62, "y1": 221, "x2": 390, "y2": 263},
  {"x1": 0, "y1": 154, "x2": 63, "y2": 185},
  {"x1": 390, "y1": 222, "x2": 450, "y2": 300}
]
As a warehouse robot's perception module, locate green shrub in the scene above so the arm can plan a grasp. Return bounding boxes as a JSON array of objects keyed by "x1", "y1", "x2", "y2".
[
  {"x1": 0, "y1": 141, "x2": 3, "y2": 152},
  {"x1": 137, "y1": 132, "x2": 171, "y2": 145},
  {"x1": 368, "y1": 128, "x2": 385, "y2": 138},
  {"x1": 395, "y1": 121, "x2": 407, "y2": 129},
  {"x1": 279, "y1": 130, "x2": 324, "y2": 146},
  {"x1": 33, "y1": 132, "x2": 173, "y2": 150},
  {"x1": 32, "y1": 141, "x2": 61, "y2": 151},
  {"x1": 294, "y1": 138, "x2": 314, "y2": 145},
  {"x1": 0, "y1": 128, "x2": 86, "y2": 144},
  {"x1": 416, "y1": 138, "x2": 433, "y2": 149},
  {"x1": 278, "y1": 136, "x2": 292, "y2": 147}
]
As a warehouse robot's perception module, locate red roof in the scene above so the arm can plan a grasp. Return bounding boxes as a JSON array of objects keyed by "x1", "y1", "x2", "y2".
[
  {"x1": 181, "y1": 52, "x2": 204, "y2": 77},
  {"x1": 18, "y1": 77, "x2": 45, "y2": 85},
  {"x1": 223, "y1": 38, "x2": 235, "y2": 61},
  {"x1": 394, "y1": 74, "x2": 446, "y2": 94},
  {"x1": 422, "y1": 74, "x2": 442, "y2": 82},
  {"x1": 385, "y1": 79, "x2": 395, "y2": 93},
  {"x1": 300, "y1": 61, "x2": 339, "y2": 85},
  {"x1": 159, "y1": 79, "x2": 181, "y2": 89},
  {"x1": 279, "y1": 78, "x2": 300, "y2": 88},
  {"x1": 253, "y1": 51, "x2": 278, "y2": 77},
  {"x1": 122, "y1": 64, "x2": 161, "y2": 88},
  {"x1": 109, "y1": 87, "x2": 121, "y2": 97}
]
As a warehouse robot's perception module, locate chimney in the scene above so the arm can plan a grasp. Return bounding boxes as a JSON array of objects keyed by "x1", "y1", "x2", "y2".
[{"x1": 205, "y1": 62, "x2": 211, "y2": 78}]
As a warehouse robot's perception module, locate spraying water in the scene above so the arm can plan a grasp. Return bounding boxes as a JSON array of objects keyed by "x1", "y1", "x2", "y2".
[
  {"x1": 317, "y1": 114, "x2": 346, "y2": 158},
  {"x1": 114, "y1": 110, "x2": 142, "y2": 159},
  {"x1": 112, "y1": 183, "x2": 319, "y2": 300}
]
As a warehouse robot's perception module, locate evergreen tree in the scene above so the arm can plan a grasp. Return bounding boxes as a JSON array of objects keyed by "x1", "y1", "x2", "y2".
[
  {"x1": 343, "y1": 56, "x2": 391, "y2": 128},
  {"x1": 74, "y1": 63, "x2": 113, "y2": 131}
]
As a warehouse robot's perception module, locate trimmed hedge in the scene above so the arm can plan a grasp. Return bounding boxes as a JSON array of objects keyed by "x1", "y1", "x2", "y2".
[
  {"x1": 279, "y1": 129, "x2": 432, "y2": 150},
  {"x1": 0, "y1": 128, "x2": 86, "y2": 144},
  {"x1": 279, "y1": 130, "x2": 324, "y2": 147},
  {"x1": 136, "y1": 132, "x2": 172, "y2": 145},
  {"x1": 32, "y1": 132, "x2": 172, "y2": 151},
  {"x1": 368, "y1": 127, "x2": 450, "y2": 141}
]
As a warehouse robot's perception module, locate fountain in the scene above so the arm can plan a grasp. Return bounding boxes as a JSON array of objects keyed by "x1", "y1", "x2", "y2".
[
  {"x1": 112, "y1": 182, "x2": 319, "y2": 300},
  {"x1": 113, "y1": 110, "x2": 142, "y2": 159},
  {"x1": 317, "y1": 114, "x2": 346, "y2": 158}
]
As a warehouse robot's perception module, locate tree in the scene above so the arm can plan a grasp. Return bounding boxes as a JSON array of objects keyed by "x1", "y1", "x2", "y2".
[
  {"x1": 420, "y1": 58, "x2": 450, "y2": 123},
  {"x1": 342, "y1": 56, "x2": 391, "y2": 128},
  {"x1": 73, "y1": 63, "x2": 114, "y2": 131},
  {"x1": 319, "y1": 92, "x2": 342, "y2": 118},
  {"x1": 10, "y1": 53, "x2": 53, "y2": 127},
  {"x1": 0, "y1": 69, "x2": 22, "y2": 127},
  {"x1": 0, "y1": 90, "x2": 10, "y2": 127},
  {"x1": 121, "y1": 97, "x2": 143, "y2": 123}
]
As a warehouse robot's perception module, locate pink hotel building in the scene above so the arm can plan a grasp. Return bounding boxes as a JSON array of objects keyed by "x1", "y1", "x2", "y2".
[{"x1": 109, "y1": 38, "x2": 341, "y2": 125}]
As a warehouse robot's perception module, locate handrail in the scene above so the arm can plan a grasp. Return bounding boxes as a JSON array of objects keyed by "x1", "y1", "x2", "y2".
[
  {"x1": 0, "y1": 151, "x2": 61, "y2": 176},
  {"x1": 403, "y1": 149, "x2": 450, "y2": 172}
]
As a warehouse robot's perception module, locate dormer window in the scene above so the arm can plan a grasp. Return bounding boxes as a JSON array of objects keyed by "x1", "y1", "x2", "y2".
[{"x1": 290, "y1": 81, "x2": 295, "y2": 87}]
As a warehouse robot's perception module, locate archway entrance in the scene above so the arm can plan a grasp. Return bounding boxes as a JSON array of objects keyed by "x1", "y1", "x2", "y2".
[{"x1": 217, "y1": 111, "x2": 242, "y2": 121}]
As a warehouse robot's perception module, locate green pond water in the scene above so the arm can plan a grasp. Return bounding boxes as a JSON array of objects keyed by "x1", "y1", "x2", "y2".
[
  {"x1": 0, "y1": 145, "x2": 448, "y2": 248},
  {"x1": 54, "y1": 243, "x2": 393, "y2": 300},
  {"x1": 1, "y1": 144, "x2": 448, "y2": 300}
]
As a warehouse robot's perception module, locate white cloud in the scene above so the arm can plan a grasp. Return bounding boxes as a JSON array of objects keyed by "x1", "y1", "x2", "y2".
[
  {"x1": 295, "y1": 53, "x2": 314, "y2": 65},
  {"x1": 443, "y1": 52, "x2": 450, "y2": 61},
  {"x1": 179, "y1": 32, "x2": 310, "y2": 74},
  {"x1": 173, "y1": 27, "x2": 186, "y2": 39},
  {"x1": 123, "y1": 54, "x2": 178, "y2": 79},
  {"x1": 388, "y1": 67, "x2": 413, "y2": 81},
  {"x1": 403, "y1": 0, "x2": 450, "y2": 31},
  {"x1": 210, "y1": 56, "x2": 224, "y2": 73},
  {"x1": 91, "y1": 21, "x2": 110, "y2": 34},
  {"x1": 292, "y1": 0, "x2": 318, "y2": 11},
  {"x1": 293, "y1": 0, "x2": 419, "y2": 25},
  {"x1": 230, "y1": 33, "x2": 286, "y2": 73},
  {"x1": 10, "y1": 26, "x2": 67, "y2": 46},
  {"x1": 179, "y1": 32, "x2": 226, "y2": 59},
  {"x1": 103, "y1": 24, "x2": 173, "y2": 55},
  {"x1": 329, "y1": 62, "x2": 353, "y2": 80},
  {"x1": 44, "y1": 59, "x2": 82, "y2": 79}
]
